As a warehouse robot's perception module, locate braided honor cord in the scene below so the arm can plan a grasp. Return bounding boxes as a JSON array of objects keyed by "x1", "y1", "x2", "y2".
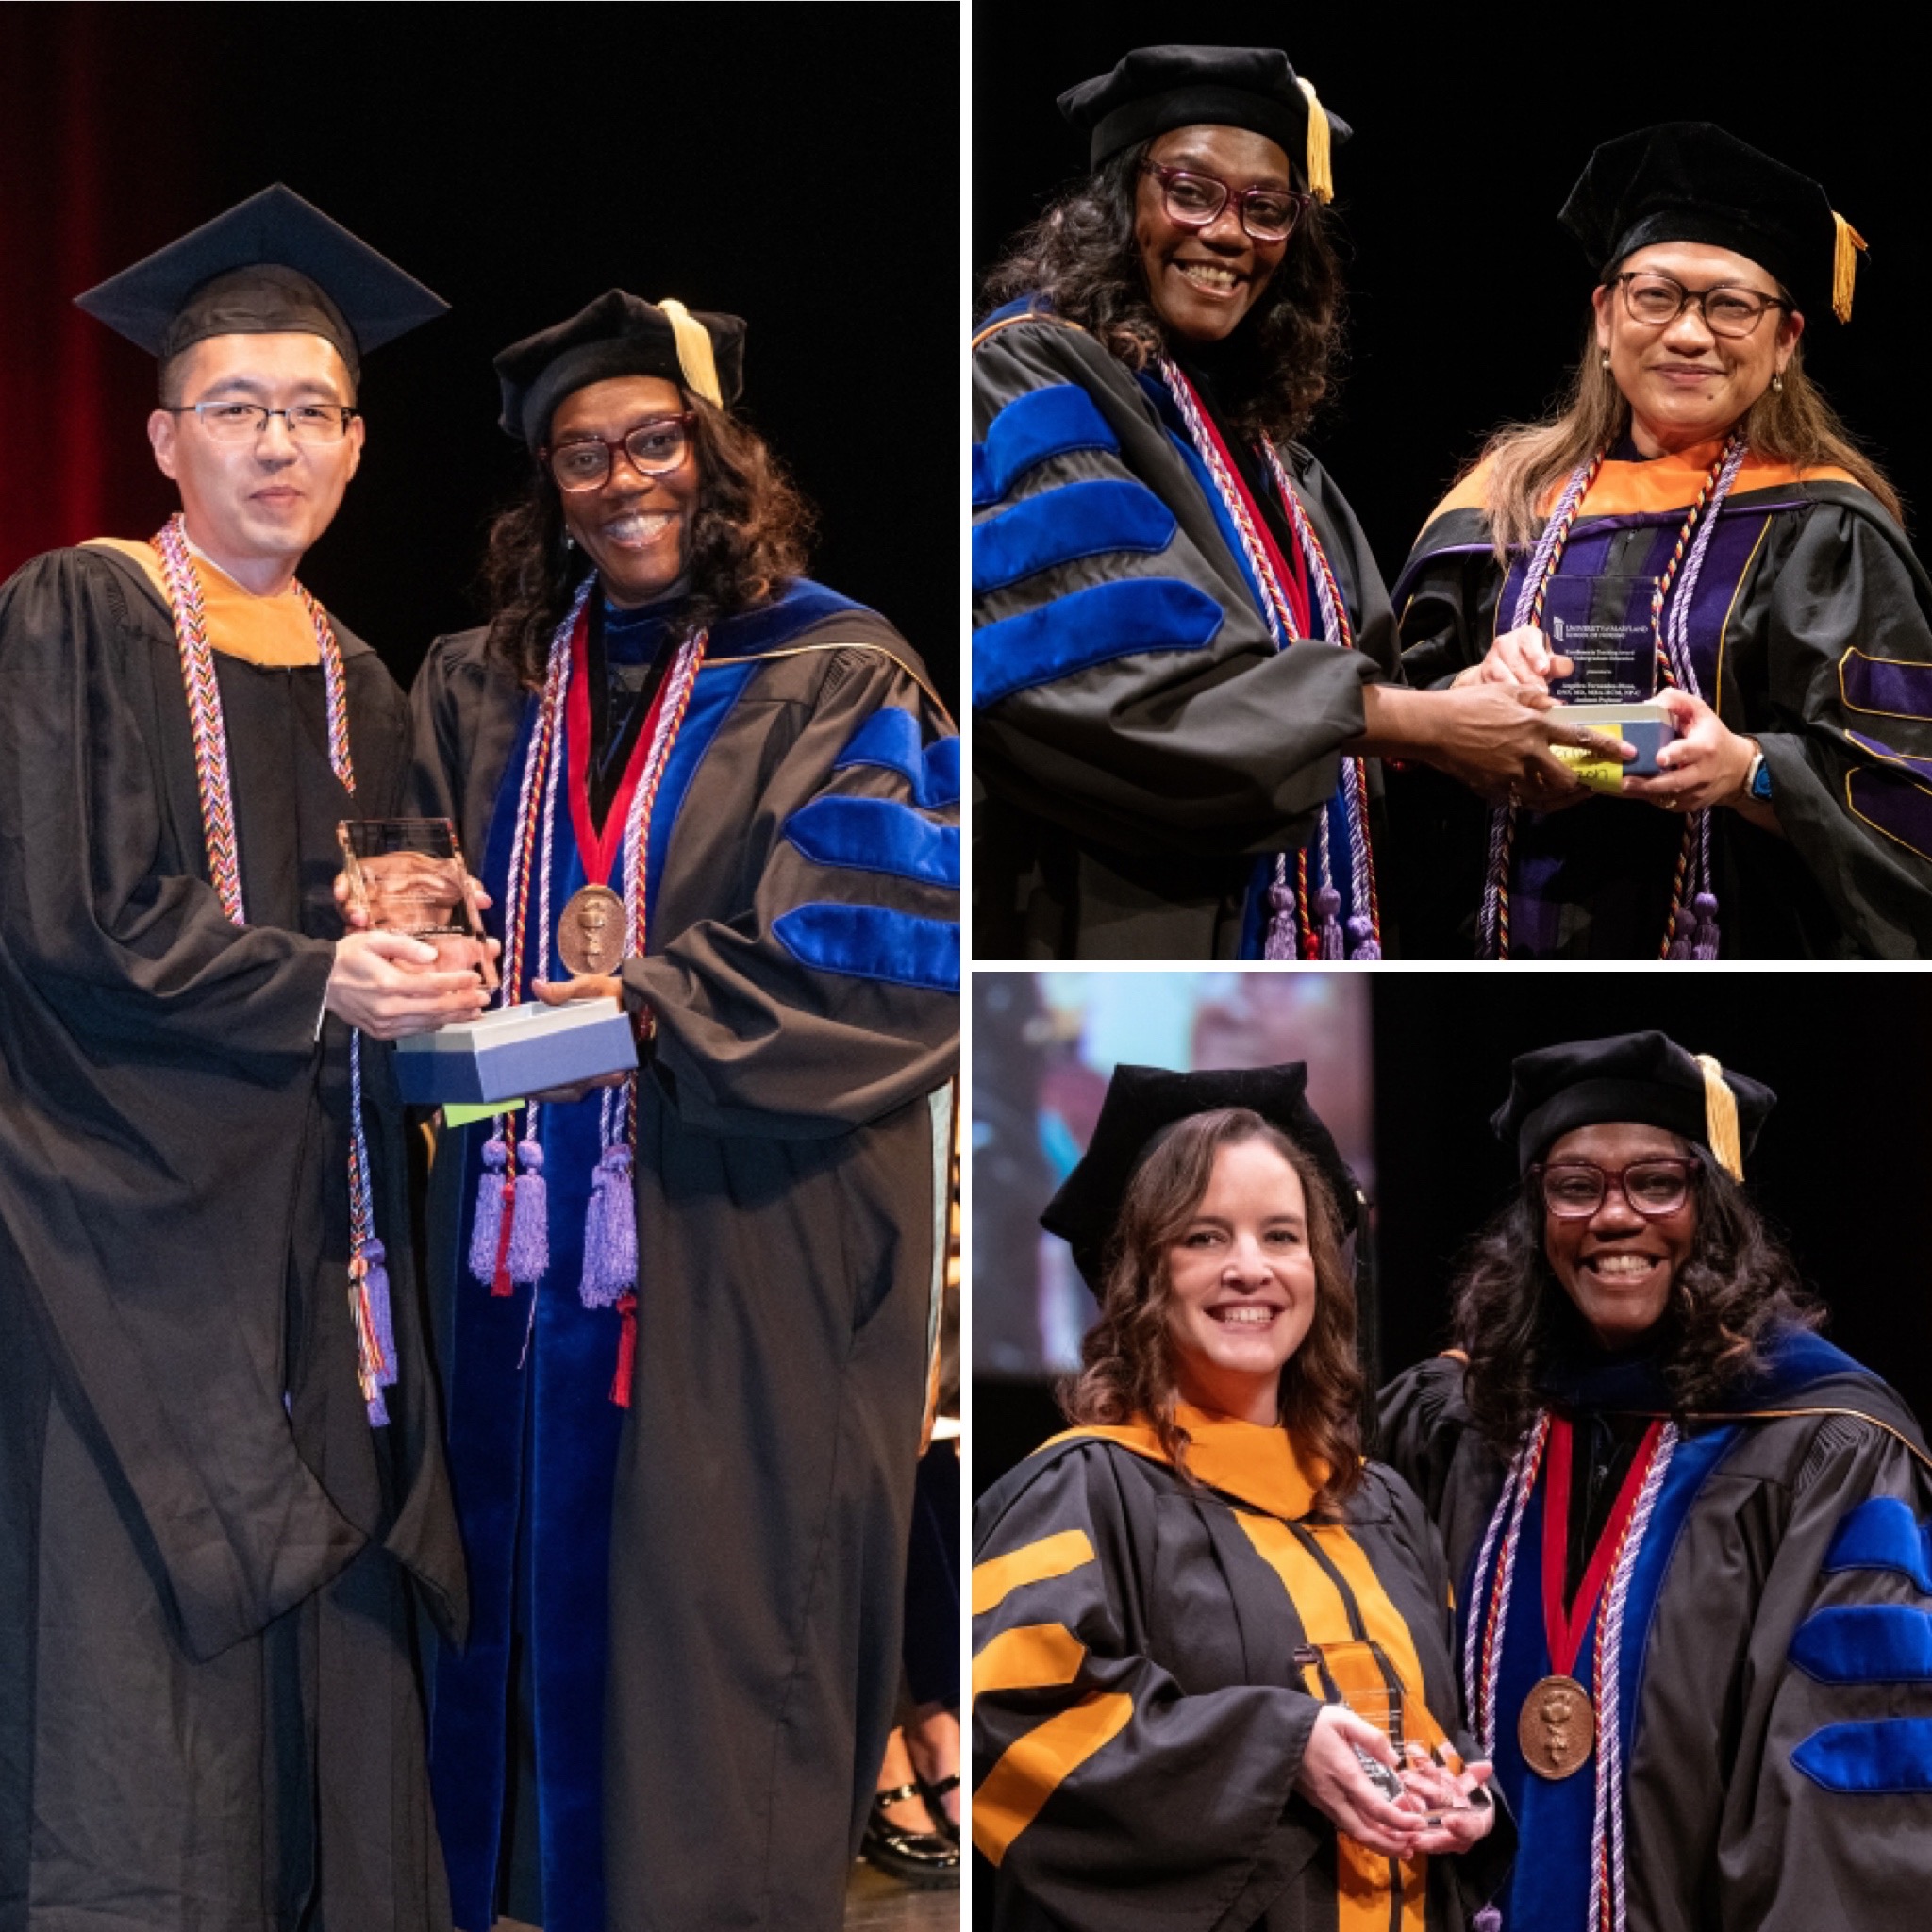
[
  {"x1": 1464, "y1": 1411, "x2": 1552, "y2": 1754},
  {"x1": 1157, "y1": 357, "x2": 1381, "y2": 958},
  {"x1": 152, "y1": 515, "x2": 392, "y2": 1424}
]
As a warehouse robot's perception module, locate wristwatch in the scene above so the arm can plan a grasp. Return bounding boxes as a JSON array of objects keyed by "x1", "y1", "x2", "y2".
[{"x1": 1744, "y1": 748, "x2": 1773, "y2": 802}]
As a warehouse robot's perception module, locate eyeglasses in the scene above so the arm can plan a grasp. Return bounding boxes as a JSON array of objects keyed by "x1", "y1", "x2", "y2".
[
  {"x1": 168, "y1": 400, "x2": 359, "y2": 443},
  {"x1": 542, "y1": 414, "x2": 694, "y2": 492},
  {"x1": 1141, "y1": 161, "x2": 1311, "y2": 243},
  {"x1": 1607, "y1": 272, "x2": 1790, "y2": 339},
  {"x1": 1532, "y1": 1158, "x2": 1697, "y2": 1220}
]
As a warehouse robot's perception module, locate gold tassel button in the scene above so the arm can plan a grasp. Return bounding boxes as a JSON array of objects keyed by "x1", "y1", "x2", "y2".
[
  {"x1": 1693, "y1": 1053, "x2": 1744, "y2": 1182},
  {"x1": 659, "y1": 298, "x2": 724, "y2": 408},
  {"x1": 1831, "y1": 213, "x2": 1867, "y2": 325},
  {"x1": 1296, "y1": 77, "x2": 1334, "y2": 206}
]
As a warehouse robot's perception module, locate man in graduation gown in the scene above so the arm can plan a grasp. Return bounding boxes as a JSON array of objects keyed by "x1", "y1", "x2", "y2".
[
  {"x1": 408, "y1": 290, "x2": 960, "y2": 1932},
  {"x1": 1378, "y1": 1033, "x2": 1932, "y2": 1930},
  {"x1": 0, "y1": 186, "x2": 476, "y2": 1931}
]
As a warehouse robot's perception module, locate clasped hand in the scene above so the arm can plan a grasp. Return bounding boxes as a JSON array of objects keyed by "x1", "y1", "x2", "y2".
[
  {"x1": 1292, "y1": 1705, "x2": 1495, "y2": 1859},
  {"x1": 325, "y1": 871, "x2": 499, "y2": 1040}
]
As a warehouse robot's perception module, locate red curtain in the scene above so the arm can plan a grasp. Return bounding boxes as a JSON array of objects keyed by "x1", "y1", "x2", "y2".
[{"x1": 0, "y1": 5, "x2": 209, "y2": 579}]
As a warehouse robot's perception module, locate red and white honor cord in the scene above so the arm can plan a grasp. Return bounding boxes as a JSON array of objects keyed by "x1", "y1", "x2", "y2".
[{"x1": 151, "y1": 514, "x2": 392, "y2": 1424}]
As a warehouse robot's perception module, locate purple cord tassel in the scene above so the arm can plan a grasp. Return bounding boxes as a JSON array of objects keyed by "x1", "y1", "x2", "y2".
[
  {"x1": 1315, "y1": 886, "x2": 1343, "y2": 959},
  {"x1": 1262, "y1": 875, "x2": 1299, "y2": 960},
  {"x1": 1690, "y1": 891, "x2": 1721, "y2": 960},
  {"x1": 364, "y1": 1238, "x2": 397, "y2": 1391},
  {"x1": 507, "y1": 1140, "x2": 549, "y2": 1283},
  {"x1": 1474, "y1": 1909, "x2": 1502, "y2": 1932},
  {"x1": 1346, "y1": 913, "x2": 1382, "y2": 961},
  {"x1": 581, "y1": 1144, "x2": 637, "y2": 1307},
  {"x1": 469, "y1": 1136, "x2": 508, "y2": 1284}
]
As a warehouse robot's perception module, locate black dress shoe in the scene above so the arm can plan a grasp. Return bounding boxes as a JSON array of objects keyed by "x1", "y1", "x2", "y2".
[{"x1": 861, "y1": 1784, "x2": 960, "y2": 1888}]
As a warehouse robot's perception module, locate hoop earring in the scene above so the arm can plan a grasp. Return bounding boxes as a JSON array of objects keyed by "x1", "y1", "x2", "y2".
[{"x1": 1772, "y1": 371, "x2": 1785, "y2": 396}]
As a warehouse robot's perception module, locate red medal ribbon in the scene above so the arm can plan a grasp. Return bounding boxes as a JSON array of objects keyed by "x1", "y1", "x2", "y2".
[
  {"x1": 1539, "y1": 1415, "x2": 1666, "y2": 1676},
  {"x1": 565, "y1": 603, "x2": 677, "y2": 887}
]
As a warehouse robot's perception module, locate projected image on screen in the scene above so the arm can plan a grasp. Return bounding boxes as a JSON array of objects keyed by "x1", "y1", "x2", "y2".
[{"x1": 973, "y1": 973, "x2": 1373, "y2": 1381}]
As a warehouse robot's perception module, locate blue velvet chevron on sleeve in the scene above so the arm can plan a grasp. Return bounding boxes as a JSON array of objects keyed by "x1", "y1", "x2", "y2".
[
  {"x1": 972, "y1": 480, "x2": 1176, "y2": 596},
  {"x1": 833, "y1": 708, "x2": 960, "y2": 808},
  {"x1": 1792, "y1": 1717, "x2": 1932, "y2": 1793},
  {"x1": 783, "y1": 796, "x2": 959, "y2": 889},
  {"x1": 1823, "y1": 1497, "x2": 1932, "y2": 1593},
  {"x1": 1790, "y1": 1605, "x2": 1932, "y2": 1684},
  {"x1": 773, "y1": 904, "x2": 959, "y2": 992},
  {"x1": 973, "y1": 384, "x2": 1118, "y2": 509},
  {"x1": 974, "y1": 577, "x2": 1223, "y2": 709}
]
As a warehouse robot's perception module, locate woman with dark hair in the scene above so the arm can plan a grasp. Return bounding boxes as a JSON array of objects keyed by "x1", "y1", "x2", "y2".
[
  {"x1": 1378, "y1": 1031, "x2": 1932, "y2": 1931},
  {"x1": 1393, "y1": 123, "x2": 1932, "y2": 958},
  {"x1": 405, "y1": 291, "x2": 958, "y2": 1932},
  {"x1": 974, "y1": 1064, "x2": 1507, "y2": 1931},
  {"x1": 972, "y1": 43, "x2": 1613, "y2": 960}
]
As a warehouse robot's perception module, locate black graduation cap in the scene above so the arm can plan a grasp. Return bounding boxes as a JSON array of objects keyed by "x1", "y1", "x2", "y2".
[
  {"x1": 1558, "y1": 121, "x2": 1867, "y2": 325},
  {"x1": 1041, "y1": 1062, "x2": 1366, "y2": 1294},
  {"x1": 73, "y1": 183, "x2": 447, "y2": 382},
  {"x1": 1058, "y1": 44, "x2": 1350, "y2": 203},
  {"x1": 494, "y1": 290, "x2": 748, "y2": 447},
  {"x1": 1491, "y1": 1031, "x2": 1776, "y2": 1181}
]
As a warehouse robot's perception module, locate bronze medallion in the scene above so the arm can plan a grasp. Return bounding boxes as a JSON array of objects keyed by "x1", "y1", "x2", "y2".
[
  {"x1": 558, "y1": 884, "x2": 626, "y2": 976},
  {"x1": 1518, "y1": 1674, "x2": 1594, "y2": 1780}
]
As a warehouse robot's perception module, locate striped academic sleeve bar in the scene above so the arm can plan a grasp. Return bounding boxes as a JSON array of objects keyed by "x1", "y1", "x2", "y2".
[
  {"x1": 972, "y1": 479, "x2": 1177, "y2": 595},
  {"x1": 972, "y1": 1528, "x2": 1096, "y2": 1615},
  {"x1": 1840, "y1": 649, "x2": 1932, "y2": 724},
  {"x1": 771, "y1": 904, "x2": 958, "y2": 993},
  {"x1": 1792, "y1": 1716, "x2": 1932, "y2": 1794},
  {"x1": 1824, "y1": 1497, "x2": 1932, "y2": 1593},
  {"x1": 832, "y1": 709, "x2": 961, "y2": 808},
  {"x1": 1790, "y1": 1605, "x2": 1932, "y2": 1684},
  {"x1": 973, "y1": 1692, "x2": 1137, "y2": 1866},
  {"x1": 972, "y1": 383, "x2": 1119, "y2": 509},
  {"x1": 1845, "y1": 730, "x2": 1932, "y2": 785},
  {"x1": 973, "y1": 1623, "x2": 1087, "y2": 1703},
  {"x1": 1846, "y1": 763, "x2": 1932, "y2": 864},
  {"x1": 974, "y1": 577, "x2": 1223, "y2": 708},
  {"x1": 783, "y1": 795, "x2": 959, "y2": 888}
]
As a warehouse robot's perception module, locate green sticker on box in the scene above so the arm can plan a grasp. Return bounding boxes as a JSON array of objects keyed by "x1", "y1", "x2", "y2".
[{"x1": 441, "y1": 1100, "x2": 524, "y2": 1128}]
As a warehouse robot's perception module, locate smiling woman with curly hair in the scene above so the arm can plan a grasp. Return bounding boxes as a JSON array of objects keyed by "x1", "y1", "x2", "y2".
[
  {"x1": 1378, "y1": 1030, "x2": 1932, "y2": 1932},
  {"x1": 971, "y1": 43, "x2": 1609, "y2": 964}
]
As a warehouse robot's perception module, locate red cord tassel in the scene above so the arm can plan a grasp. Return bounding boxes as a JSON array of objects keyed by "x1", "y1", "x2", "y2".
[
  {"x1": 491, "y1": 1180, "x2": 518, "y2": 1296},
  {"x1": 611, "y1": 1291, "x2": 638, "y2": 1407}
]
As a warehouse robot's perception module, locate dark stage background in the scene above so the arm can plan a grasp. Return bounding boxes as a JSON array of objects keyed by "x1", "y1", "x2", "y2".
[
  {"x1": 973, "y1": 4, "x2": 1932, "y2": 585},
  {"x1": 0, "y1": 1, "x2": 958, "y2": 708},
  {"x1": 974, "y1": 973, "x2": 1932, "y2": 1495}
]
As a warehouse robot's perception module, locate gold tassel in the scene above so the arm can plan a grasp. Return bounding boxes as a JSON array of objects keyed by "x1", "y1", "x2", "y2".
[
  {"x1": 658, "y1": 298, "x2": 723, "y2": 407},
  {"x1": 1831, "y1": 213, "x2": 1867, "y2": 325},
  {"x1": 1693, "y1": 1054, "x2": 1744, "y2": 1181},
  {"x1": 1296, "y1": 76, "x2": 1334, "y2": 205}
]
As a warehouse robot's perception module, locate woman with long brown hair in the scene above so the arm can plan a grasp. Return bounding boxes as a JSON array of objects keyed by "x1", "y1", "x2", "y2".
[
  {"x1": 1392, "y1": 122, "x2": 1932, "y2": 958},
  {"x1": 973, "y1": 1064, "x2": 1505, "y2": 1931},
  {"x1": 972, "y1": 43, "x2": 1614, "y2": 962},
  {"x1": 405, "y1": 291, "x2": 958, "y2": 1932}
]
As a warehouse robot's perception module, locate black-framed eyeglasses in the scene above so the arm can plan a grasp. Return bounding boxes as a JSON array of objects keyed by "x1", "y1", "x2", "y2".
[
  {"x1": 1607, "y1": 272, "x2": 1791, "y2": 339},
  {"x1": 1531, "y1": 1158, "x2": 1698, "y2": 1220},
  {"x1": 1141, "y1": 160, "x2": 1311, "y2": 243},
  {"x1": 541, "y1": 414, "x2": 694, "y2": 492},
  {"x1": 167, "y1": 400, "x2": 359, "y2": 443}
]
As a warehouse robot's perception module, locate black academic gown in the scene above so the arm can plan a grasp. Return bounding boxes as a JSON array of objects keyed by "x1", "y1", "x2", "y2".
[
  {"x1": 1390, "y1": 450, "x2": 1932, "y2": 957},
  {"x1": 1378, "y1": 1329, "x2": 1932, "y2": 1931},
  {"x1": 971, "y1": 301, "x2": 1398, "y2": 959},
  {"x1": 0, "y1": 545, "x2": 466, "y2": 1932},
  {"x1": 410, "y1": 579, "x2": 959, "y2": 1932},
  {"x1": 972, "y1": 1412, "x2": 1514, "y2": 1932}
]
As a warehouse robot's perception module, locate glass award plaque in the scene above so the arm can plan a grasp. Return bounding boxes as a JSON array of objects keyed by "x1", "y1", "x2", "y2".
[
  {"x1": 1541, "y1": 574, "x2": 1674, "y2": 779},
  {"x1": 339, "y1": 817, "x2": 498, "y2": 991}
]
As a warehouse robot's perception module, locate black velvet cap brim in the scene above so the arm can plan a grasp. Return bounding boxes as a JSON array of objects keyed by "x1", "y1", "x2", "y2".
[
  {"x1": 494, "y1": 288, "x2": 747, "y2": 445},
  {"x1": 1491, "y1": 1029, "x2": 1776, "y2": 1174},
  {"x1": 1558, "y1": 122, "x2": 1840, "y2": 322},
  {"x1": 1041, "y1": 1061, "x2": 1365, "y2": 1294},
  {"x1": 73, "y1": 182, "x2": 446, "y2": 373}
]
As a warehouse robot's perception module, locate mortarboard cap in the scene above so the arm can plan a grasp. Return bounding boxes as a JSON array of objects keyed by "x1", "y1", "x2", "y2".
[
  {"x1": 1058, "y1": 44, "x2": 1350, "y2": 204},
  {"x1": 73, "y1": 183, "x2": 446, "y2": 383},
  {"x1": 1491, "y1": 1030, "x2": 1776, "y2": 1182},
  {"x1": 1041, "y1": 1061, "x2": 1365, "y2": 1294},
  {"x1": 1559, "y1": 122, "x2": 1867, "y2": 325},
  {"x1": 493, "y1": 290, "x2": 748, "y2": 447}
]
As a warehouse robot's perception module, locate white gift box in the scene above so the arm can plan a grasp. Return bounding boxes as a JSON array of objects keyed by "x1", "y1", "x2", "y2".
[{"x1": 391, "y1": 998, "x2": 638, "y2": 1107}]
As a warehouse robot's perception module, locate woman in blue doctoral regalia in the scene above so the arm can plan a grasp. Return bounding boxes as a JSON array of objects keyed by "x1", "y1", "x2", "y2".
[{"x1": 408, "y1": 291, "x2": 959, "y2": 1932}]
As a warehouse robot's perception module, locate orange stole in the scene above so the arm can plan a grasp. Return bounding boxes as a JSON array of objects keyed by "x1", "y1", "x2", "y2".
[
  {"x1": 1053, "y1": 1413, "x2": 1431, "y2": 1932},
  {"x1": 82, "y1": 537, "x2": 326, "y2": 666}
]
